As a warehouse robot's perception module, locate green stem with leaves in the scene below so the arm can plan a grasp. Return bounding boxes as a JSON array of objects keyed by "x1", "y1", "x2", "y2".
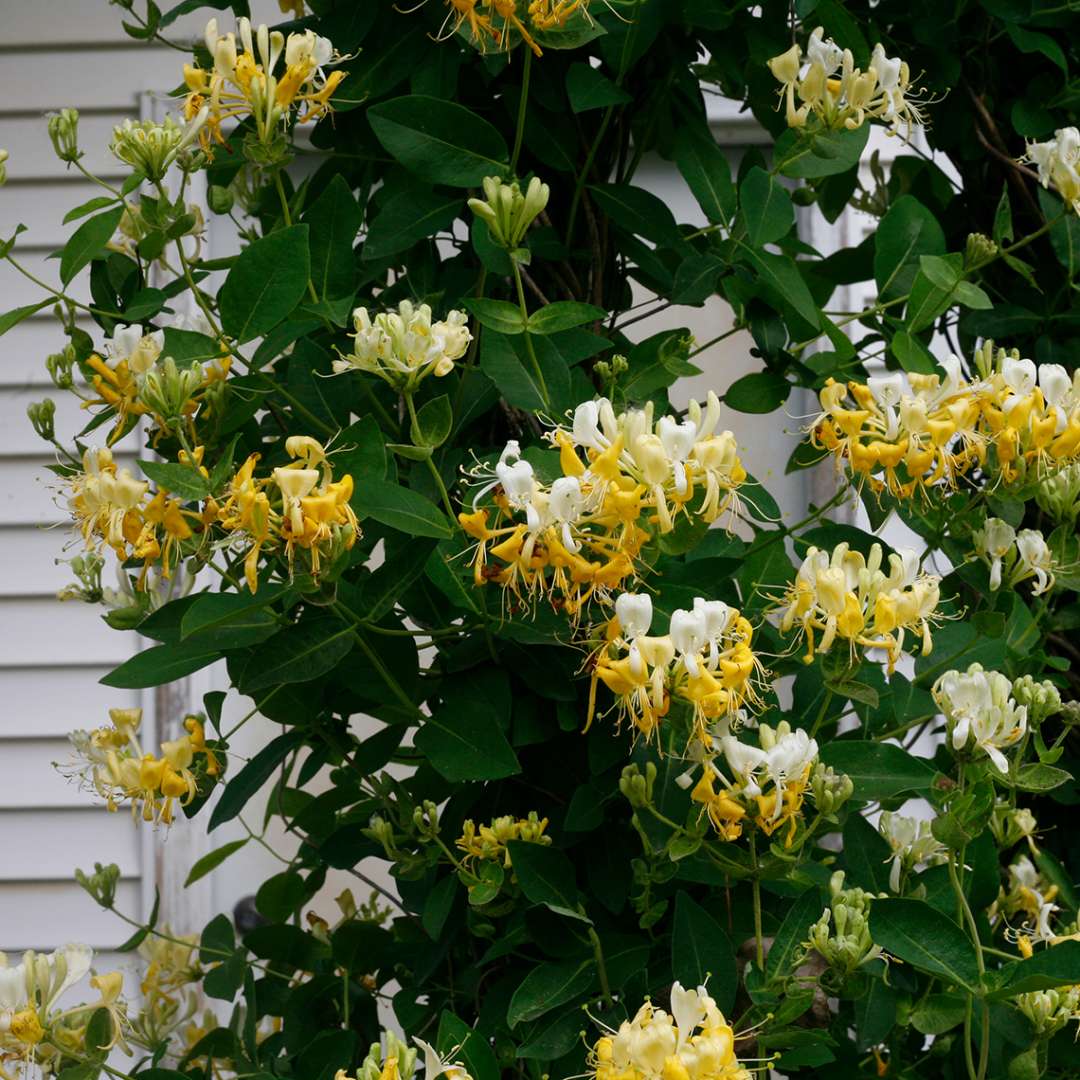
[{"x1": 512, "y1": 262, "x2": 550, "y2": 409}]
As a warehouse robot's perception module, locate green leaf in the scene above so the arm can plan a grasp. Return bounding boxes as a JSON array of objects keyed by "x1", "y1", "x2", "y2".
[
  {"x1": 100, "y1": 641, "x2": 220, "y2": 689},
  {"x1": 462, "y1": 297, "x2": 526, "y2": 334},
  {"x1": 911, "y1": 993, "x2": 968, "y2": 1035},
  {"x1": 219, "y1": 225, "x2": 311, "y2": 343},
  {"x1": 505, "y1": 840, "x2": 588, "y2": 922},
  {"x1": 363, "y1": 188, "x2": 461, "y2": 261},
  {"x1": 989, "y1": 941, "x2": 1080, "y2": 999},
  {"x1": 0, "y1": 300, "x2": 52, "y2": 338},
  {"x1": 953, "y1": 280, "x2": 993, "y2": 309},
  {"x1": 740, "y1": 166, "x2": 794, "y2": 246},
  {"x1": 368, "y1": 96, "x2": 509, "y2": 186},
  {"x1": 411, "y1": 395, "x2": 453, "y2": 448},
  {"x1": 63, "y1": 195, "x2": 119, "y2": 225},
  {"x1": 255, "y1": 871, "x2": 309, "y2": 921},
  {"x1": 671, "y1": 254, "x2": 723, "y2": 305},
  {"x1": 303, "y1": 175, "x2": 362, "y2": 299},
  {"x1": 415, "y1": 673, "x2": 520, "y2": 781},
  {"x1": 869, "y1": 899, "x2": 980, "y2": 991},
  {"x1": 671, "y1": 893, "x2": 737, "y2": 1013},
  {"x1": 516, "y1": 1010, "x2": 584, "y2": 1060},
  {"x1": 480, "y1": 330, "x2": 564, "y2": 411},
  {"x1": 819, "y1": 741, "x2": 937, "y2": 800},
  {"x1": 673, "y1": 124, "x2": 736, "y2": 224},
  {"x1": 527, "y1": 301, "x2": 605, "y2": 335},
  {"x1": 1012, "y1": 762, "x2": 1072, "y2": 792},
  {"x1": 766, "y1": 886, "x2": 823, "y2": 980},
  {"x1": 437, "y1": 1012, "x2": 499, "y2": 1080},
  {"x1": 724, "y1": 371, "x2": 790, "y2": 414},
  {"x1": 180, "y1": 589, "x2": 285, "y2": 649},
  {"x1": 774, "y1": 125, "x2": 870, "y2": 179},
  {"x1": 566, "y1": 63, "x2": 631, "y2": 111},
  {"x1": 507, "y1": 960, "x2": 594, "y2": 1026},
  {"x1": 242, "y1": 619, "x2": 354, "y2": 692},
  {"x1": 137, "y1": 460, "x2": 211, "y2": 500},
  {"x1": 60, "y1": 207, "x2": 124, "y2": 286},
  {"x1": 352, "y1": 479, "x2": 454, "y2": 538},
  {"x1": 873, "y1": 195, "x2": 946, "y2": 300},
  {"x1": 741, "y1": 248, "x2": 821, "y2": 328},
  {"x1": 185, "y1": 839, "x2": 249, "y2": 887},
  {"x1": 890, "y1": 330, "x2": 938, "y2": 375},
  {"x1": 208, "y1": 730, "x2": 305, "y2": 831},
  {"x1": 590, "y1": 183, "x2": 681, "y2": 246}
]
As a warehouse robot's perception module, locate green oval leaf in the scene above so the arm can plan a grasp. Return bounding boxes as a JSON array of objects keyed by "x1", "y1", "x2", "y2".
[
  {"x1": 527, "y1": 301, "x2": 605, "y2": 335},
  {"x1": 869, "y1": 899, "x2": 980, "y2": 991},
  {"x1": 368, "y1": 95, "x2": 509, "y2": 186},
  {"x1": 819, "y1": 741, "x2": 937, "y2": 800},
  {"x1": 60, "y1": 206, "x2": 124, "y2": 286},
  {"x1": 740, "y1": 166, "x2": 794, "y2": 246},
  {"x1": 219, "y1": 225, "x2": 311, "y2": 343},
  {"x1": 507, "y1": 960, "x2": 595, "y2": 1027},
  {"x1": 242, "y1": 619, "x2": 354, "y2": 692},
  {"x1": 351, "y1": 479, "x2": 454, "y2": 538}
]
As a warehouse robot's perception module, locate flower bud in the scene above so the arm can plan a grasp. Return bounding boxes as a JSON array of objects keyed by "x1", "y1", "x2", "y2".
[
  {"x1": 75, "y1": 861, "x2": 121, "y2": 908},
  {"x1": 47, "y1": 108, "x2": 81, "y2": 163},
  {"x1": 964, "y1": 232, "x2": 997, "y2": 269},
  {"x1": 412, "y1": 799, "x2": 440, "y2": 837},
  {"x1": 468, "y1": 174, "x2": 550, "y2": 249},
  {"x1": 1012, "y1": 675, "x2": 1062, "y2": 726},
  {"x1": 811, "y1": 762, "x2": 853, "y2": 814},
  {"x1": 46, "y1": 344, "x2": 77, "y2": 390},
  {"x1": 138, "y1": 356, "x2": 205, "y2": 426},
  {"x1": 27, "y1": 398, "x2": 56, "y2": 443},
  {"x1": 619, "y1": 762, "x2": 656, "y2": 808},
  {"x1": 0, "y1": 148, "x2": 8, "y2": 187},
  {"x1": 1035, "y1": 463, "x2": 1080, "y2": 525}
]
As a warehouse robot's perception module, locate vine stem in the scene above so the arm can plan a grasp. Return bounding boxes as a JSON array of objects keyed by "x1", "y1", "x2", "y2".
[
  {"x1": 404, "y1": 391, "x2": 458, "y2": 524},
  {"x1": 948, "y1": 848, "x2": 988, "y2": 1080},
  {"x1": 509, "y1": 48, "x2": 532, "y2": 175},
  {"x1": 588, "y1": 925, "x2": 614, "y2": 1007},
  {"x1": 512, "y1": 262, "x2": 550, "y2": 409},
  {"x1": 750, "y1": 832, "x2": 764, "y2": 970}
]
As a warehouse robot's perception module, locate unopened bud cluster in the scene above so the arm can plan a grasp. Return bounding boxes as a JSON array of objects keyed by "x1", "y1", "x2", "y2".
[
  {"x1": 468, "y1": 175, "x2": 550, "y2": 252},
  {"x1": 1036, "y1": 462, "x2": 1080, "y2": 524},
  {"x1": 1016, "y1": 986, "x2": 1080, "y2": 1037},
  {"x1": 75, "y1": 860, "x2": 121, "y2": 908},
  {"x1": 810, "y1": 761, "x2": 854, "y2": 815},
  {"x1": 619, "y1": 761, "x2": 657, "y2": 809},
  {"x1": 1011, "y1": 675, "x2": 1062, "y2": 726},
  {"x1": 806, "y1": 871, "x2": 882, "y2": 976},
  {"x1": 27, "y1": 398, "x2": 56, "y2": 442},
  {"x1": 48, "y1": 108, "x2": 81, "y2": 163}
]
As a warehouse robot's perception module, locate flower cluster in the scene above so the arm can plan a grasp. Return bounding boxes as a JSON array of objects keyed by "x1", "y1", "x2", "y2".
[
  {"x1": 934, "y1": 664, "x2": 1028, "y2": 774},
  {"x1": 63, "y1": 708, "x2": 219, "y2": 825},
  {"x1": 972, "y1": 518, "x2": 1058, "y2": 596},
  {"x1": 109, "y1": 114, "x2": 208, "y2": 181},
  {"x1": 456, "y1": 812, "x2": 551, "y2": 866},
  {"x1": 690, "y1": 722, "x2": 820, "y2": 847},
  {"x1": 998, "y1": 856, "x2": 1064, "y2": 957},
  {"x1": 459, "y1": 394, "x2": 746, "y2": 617},
  {"x1": 183, "y1": 18, "x2": 345, "y2": 154},
  {"x1": 333, "y1": 302, "x2": 472, "y2": 391},
  {"x1": 65, "y1": 436, "x2": 358, "y2": 595},
  {"x1": 767, "y1": 27, "x2": 926, "y2": 135},
  {"x1": 127, "y1": 931, "x2": 203, "y2": 1055},
  {"x1": 1024, "y1": 127, "x2": 1080, "y2": 215},
  {"x1": 1016, "y1": 986, "x2": 1080, "y2": 1038},
  {"x1": 0, "y1": 944, "x2": 125, "y2": 1072},
  {"x1": 468, "y1": 175, "x2": 550, "y2": 251},
  {"x1": 813, "y1": 348, "x2": 1080, "y2": 494},
  {"x1": 339, "y1": 1032, "x2": 472, "y2": 1080},
  {"x1": 591, "y1": 592, "x2": 761, "y2": 743},
  {"x1": 437, "y1": 0, "x2": 592, "y2": 58},
  {"x1": 590, "y1": 982, "x2": 750, "y2": 1080},
  {"x1": 806, "y1": 871, "x2": 882, "y2": 977},
  {"x1": 778, "y1": 542, "x2": 941, "y2": 672},
  {"x1": 82, "y1": 322, "x2": 229, "y2": 445},
  {"x1": 878, "y1": 812, "x2": 946, "y2": 892}
]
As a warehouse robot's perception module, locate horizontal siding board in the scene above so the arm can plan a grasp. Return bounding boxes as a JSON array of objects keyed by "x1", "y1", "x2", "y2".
[
  {"x1": 2, "y1": 181, "x2": 127, "y2": 250},
  {"x1": 0, "y1": 808, "x2": 141, "y2": 877},
  {"x1": 0, "y1": 250, "x2": 92, "y2": 309},
  {"x1": 0, "y1": 115, "x2": 128, "y2": 178},
  {"x1": 0, "y1": 667, "x2": 138, "y2": 736},
  {"x1": 0, "y1": 597, "x2": 138, "y2": 667},
  {"x1": 0, "y1": 319, "x2": 96, "y2": 388},
  {"x1": 1, "y1": 386, "x2": 140, "y2": 457},
  {"x1": 0, "y1": 879, "x2": 142, "y2": 951}
]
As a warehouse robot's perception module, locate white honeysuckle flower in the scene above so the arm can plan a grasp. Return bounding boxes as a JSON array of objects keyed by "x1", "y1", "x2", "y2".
[
  {"x1": 1016, "y1": 529, "x2": 1055, "y2": 595},
  {"x1": 1025, "y1": 127, "x2": 1080, "y2": 213},
  {"x1": 615, "y1": 592, "x2": 654, "y2": 675},
  {"x1": 670, "y1": 607, "x2": 708, "y2": 677},
  {"x1": 806, "y1": 25, "x2": 844, "y2": 74},
  {"x1": 109, "y1": 323, "x2": 164, "y2": 375},
  {"x1": 934, "y1": 664, "x2": 1028, "y2": 774},
  {"x1": 548, "y1": 475, "x2": 583, "y2": 552},
  {"x1": 657, "y1": 415, "x2": 697, "y2": 495},
  {"x1": 413, "y1": 1037, "x2": 472, "y2": 1080},
  {"x1": 493, "y1": 441, "x2": 535, "y2": 510},
  {"x1": 879, "y1": 812, "x2": 946, "y2": 891},
  {"x1": 1003, "y1": 355, "x2": 1038, "y2": 397},
  {"x1": 693, "y1": 597, "x2": 731, "y2": 668},
  {"x1": 973, "y1": 517, "x2": 1017, "y2": 590},
  {"x1": 721, "y1": 734, "x2": 768, "y2": 796}
]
